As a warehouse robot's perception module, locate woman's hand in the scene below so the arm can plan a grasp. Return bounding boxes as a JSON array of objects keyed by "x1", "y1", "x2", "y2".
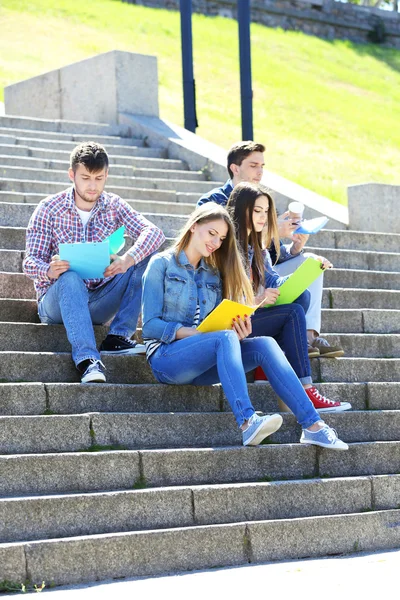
[
  {"x1": 316, "y1": 255, "x2": 333, "y2": 270},
  {"x1": 255, "y1": 287, "x2": 280, "y2": 307},
  {"x1": 232, "y1": 315, "x2": 252, "y2": 340}
]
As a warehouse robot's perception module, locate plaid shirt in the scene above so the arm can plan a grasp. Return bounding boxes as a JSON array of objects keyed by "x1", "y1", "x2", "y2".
[{"x1": 23, "y1": 186, "x2": 165, "y2": 300}]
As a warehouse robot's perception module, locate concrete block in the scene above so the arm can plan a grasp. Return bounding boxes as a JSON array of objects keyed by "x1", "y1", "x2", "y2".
[
  {"x1": 4, "y1": 69, "x2": 61, "y2": 119},
  {"x1": 249, "y1": 510, "x2": 400, "y2": 562},
  {"x1": 307, "y1": 247, "x2": 400, "y2": 272},
  {"x1": 0, "y1": 323, "x2": 108, "y2": 352},
  {"x1": 0, "y1": 249, "x2": 23, "y2": 272},
  {"x1": 0, "y1": 415, "x2": 91, "y2": 454},
  {"x1": 319, "y1": 441, "x2": 400, "y2": 478},
  {"x1": 328, "y1": 288, "x2": 400, "y2": 310},
  {"x1": 372, "y1": 474, "x2": 400, "y2": 510},
  {"x1": 0, "y1": 545, "x2": 26, "y2": 582},
  {"x1": 0, "y1": 487, "x2": 193, "y2": 543},
  {"x1": 193, "y1": 477, "x2": 372, "y2": 525},
  {"x1": 367, "y1": 382, "x2": 400, "y2": 410},
  {"x1": 46, "y1": 383, "x2": 221, "y2": 414},
  {"x1": 320, "y1": 357, "x2": 400, "y2": 383},
  {"x1": 325, "y1": 268, "x2": 400, "y2": 291},
  {"x1": 0, "y1": 353, "x2": 156, "y2": 384},
  {"x1": 363, "y1": 309, "x2": 400, "y2": 334},
  {"x1": 323, "y1": 410, "x2": 400, "y2": 443},
  {"x1": 24, "y1": 524, "x2": 247, "y2": 585},
  {"x1": 0, "y1": 273, "x2": 35, "y2": 299},
  {"x1": 0, "y1": 383, "x2": 46, "y2": 415},
  {"x1": 0, "y1": 299, "x2": 39, "y2": 322},
  {"x1": 334, "y1": 229, "x2": 400, "y2": 253},
  {"x1": 0, "y1": 226, "x2": 26, "y2": 250},
  {"x1": 324, "y1": 333, "x2": 400, "y2": 358},
  {"x1": 142, "y1": 445, "x2": 317, "y2": 487},
  {"x1": 348, "y1": 183, "x2": 400, "y2": 233},
  {"x1": 0, "y1": 451, "x2": 140, "y2": 497},
  {"x1": 321, "y1": 309, "x2": 363, "y2": 333},
  {"x1": 5, "y1": 51, "x2": 159, "y2": 123},
  {"x1": 91, "y1": 412, "x2": 242, "y2": 449}
]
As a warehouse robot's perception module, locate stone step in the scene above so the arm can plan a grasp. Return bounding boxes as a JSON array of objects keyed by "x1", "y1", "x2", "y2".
[
  {"x1": 310, "y1": 229, "x2": 400, "y2": 254},
  {"x1": 323, "y1": 268, "x2": 400, "y2": 290},
  {"x1": 0, "y1": 410, "x2": 398, "y2": 454},
  {"x1": 323, "y1": 288, "x2": 400, "y2": 309},
  {"x1": 0, "y1": 380, "x2": 380, "y2": 416},
  {"x1": 0, "y1": 351, "x2": 398, "y2": 383},
  {"x1": 0, "y1": 249, "x2": 22, "y2": 272},
  {"x1": 0, "y1": 138, "x2": 167, "y2": 157},
  {"x1": 0, "y1": 474, "x2": 394, "y2": 544},
  {"x1": 0, "y1": 181, "x2": 199, "y2": 205},
  {"x1": 0, "y1": 129, "x2": 143, "y2": 146},
  {"x1": 0, "y1": 115, "x2": 132, "y2": 136},
  {"x1": 0, "y1": 155, "x2": 202, "y2": 181},
  {"x1": 321, "y1": 309, "x2": 400, "y2": 334},
  {"x1": 0, "y1": 322, "x2": 397, "y2": 358},
  {"x1": 2, "y1": 380, "x2": 397, "y2": 417},
  {"x1": 1, "y1": 440, "x2": 399, "y2": 498},
  {"x1": 0, "y1": 145, "x2": 183, "y2": 168},
  {"x1": 2, "y1": 508, "x2": 400, "y2": 585},
  {"x1": 307, "y1": 246, "x2": 400, "y2": 272},
  {"x1": 0, "y1": 167, "x2": 218, "y2": 193}
]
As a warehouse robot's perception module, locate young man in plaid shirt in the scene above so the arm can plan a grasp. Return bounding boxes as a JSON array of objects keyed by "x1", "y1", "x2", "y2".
[{"x1": 23, "y1": 141, "x2": 165, "y2": 383}]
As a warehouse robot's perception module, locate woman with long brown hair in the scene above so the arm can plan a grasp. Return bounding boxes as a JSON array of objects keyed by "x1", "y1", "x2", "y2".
[
  {"x1": 227, "y1": 181, "x2": 350, "y2": 413},
  {"x1": 141, "y1": 202, "x2": 348, "y2": 450}
]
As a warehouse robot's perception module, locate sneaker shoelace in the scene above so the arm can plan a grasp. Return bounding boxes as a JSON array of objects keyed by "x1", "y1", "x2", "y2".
[
  {"x1": 87, "y1": 359, "x2": 106, "y2": 372},
  {"x1": 321, "y1": 425, "x2": 338, "y2": 442},
  {"x1": 119, "y1": 336, "x2": 137, "y2": 348},
  {"x1": 309, "y1": 387, "x2": 337, "y2": 406},
  {"x1": 314, "y1": 337, "x2": 331, "y2": 347}
]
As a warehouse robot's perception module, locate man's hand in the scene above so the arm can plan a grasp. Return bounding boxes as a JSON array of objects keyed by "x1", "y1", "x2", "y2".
[
  {"x1": 291, "y1": 233, "x2": 309, "y2": 254},
  {"x1": 315, "y1": 255, "x2": 333, "y2": 270},
  {"x1": 232, "y1": 315, "x2": 252, "y2": 341},
  {"x1": 103, "y1": 254, "x2": 135, "y2": 278},
  {"x1": 255, "y1": 287, "x2": 280, "y2": 307},
  {"x1": 47, "y1": 255, "x2": 70, "y2": 280},
  {"x1": 278, "y1": 211, "x2": 298, "y2": 238}
]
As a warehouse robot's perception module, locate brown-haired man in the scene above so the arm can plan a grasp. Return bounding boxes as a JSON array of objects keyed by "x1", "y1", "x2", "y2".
[{"x1": 23, "y1": 141, "x2": 165, "y2": 383}]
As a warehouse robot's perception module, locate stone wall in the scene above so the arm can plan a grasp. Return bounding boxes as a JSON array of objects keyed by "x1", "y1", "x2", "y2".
[{"x1": 127, "y1": 0, "x2": 400, "y2": 48}]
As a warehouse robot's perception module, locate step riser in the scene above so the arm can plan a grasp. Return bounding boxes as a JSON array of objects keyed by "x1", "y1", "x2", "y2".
[
  {"x1": 0, "y1": 116, "x2": 131, "y2": 136},
  {"x1": 324, "y1": 269, "x2": 400, "y2": 290},
  {"x1": 308, "y1": 247, "x2": 400, "y2": 272},
  {"x1": 0, "y1": 130, "x2": 143, "y2": 146},
  {"x1": 2, "y1": 511, "x2": 400, "y2": 586},
  {"x1": 324, "y1": 288, "x2": 400, "y2": 309},
  {"x1": 312, "y1": 230, "x2": 400, "y2": 254},
  {"x1": 0, "y1": 411, "x2": 398, "y2": 454},
  {"x1": 0, "y1": 476, "x2": 387, "y2": 543}
]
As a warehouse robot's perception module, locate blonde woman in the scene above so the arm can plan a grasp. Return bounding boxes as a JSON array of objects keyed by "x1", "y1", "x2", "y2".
[{"x1": 141, "y1": 203, "x2": 347, "y2": 449}]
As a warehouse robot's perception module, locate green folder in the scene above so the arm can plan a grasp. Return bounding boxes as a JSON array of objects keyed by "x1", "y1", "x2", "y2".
[
  {"x1": 107, "y1": 226, "x2": 125, "y2": 255},
  {"x1": 267, "y1": 257, "x2": 323, "y2": 307}
]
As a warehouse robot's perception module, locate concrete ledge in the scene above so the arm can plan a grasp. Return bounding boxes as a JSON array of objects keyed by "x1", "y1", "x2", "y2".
[
  {"x1": 5, "y1": 51, "x2": 159, "y2": 124},
  {"x1": 348, "y1": 184, "x2": 400, "y2": 234},
  {"x1": 0, "y1": 544, "x2": 26, "y2": 582}
]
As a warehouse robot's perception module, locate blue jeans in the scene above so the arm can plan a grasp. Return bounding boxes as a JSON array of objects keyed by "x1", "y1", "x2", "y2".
[
  {"x1": 293, "y1": 290, "x2": 311, "y2": 314},
  {"x1": 250, "y1": 303, "x2": 312, "y2": 385},
  {"x1": 150, "y1": 331, "x2": 320, "y2": 429},
  {"x1": 38, "y1": 256, "x2": 150, "y2": 365}
]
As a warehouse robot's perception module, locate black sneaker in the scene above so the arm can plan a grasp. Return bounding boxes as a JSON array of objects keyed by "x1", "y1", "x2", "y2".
[
  {"x1": 78, "y1": 359, "x2": 106, "y2": 384},
  {"x1": 99, "y1": 334, "x2": 146, "y2": 355}
]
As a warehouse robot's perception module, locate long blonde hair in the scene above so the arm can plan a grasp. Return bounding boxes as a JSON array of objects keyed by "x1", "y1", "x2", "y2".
[{"x1": 174, "y1": 203, "x2": 254, "y2": 304}]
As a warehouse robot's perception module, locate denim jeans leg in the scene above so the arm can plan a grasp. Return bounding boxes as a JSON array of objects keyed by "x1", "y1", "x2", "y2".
[
  {"x1": 239, "y1": 337, "x2": 320, "y2": 428},
  {"x1": 149, "y1": 331, "x2": 255, "y2": 427},
  {"x1": 250, "y1": 305, "x2": 312, "y2": 384},
  {"x1": 38, "y1": 271, "x2": 100, "y2": 366},
  {"x1": 88, "y1": 255, "x2": 151, "y2": 337}
]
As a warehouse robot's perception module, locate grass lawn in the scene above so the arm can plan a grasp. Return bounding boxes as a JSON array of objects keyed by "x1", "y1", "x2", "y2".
[{"x1": 1, "y1": 0, "x2": 400, "y2": 204}]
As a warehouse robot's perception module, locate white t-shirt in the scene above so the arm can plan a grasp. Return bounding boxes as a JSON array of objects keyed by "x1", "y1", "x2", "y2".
[{"x1": 76, "y1": 207, "x2": 93, "y2": 228}]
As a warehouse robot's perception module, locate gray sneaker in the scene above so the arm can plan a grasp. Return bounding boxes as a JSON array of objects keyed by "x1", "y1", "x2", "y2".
[
  {"x1": 300, "y1": 424, "x2": 348, "y2": 450},
  {"x1": 312, "y1": 337, "x2": 344, "y2": 358},
  {"x1": 242, "y1": 413, "x2": 283, "y2": 446}
]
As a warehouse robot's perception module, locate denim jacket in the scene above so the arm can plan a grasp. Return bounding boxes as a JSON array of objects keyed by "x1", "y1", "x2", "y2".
[{"x1": 142, "y1": 249, "x2": 222, "y2": 344}]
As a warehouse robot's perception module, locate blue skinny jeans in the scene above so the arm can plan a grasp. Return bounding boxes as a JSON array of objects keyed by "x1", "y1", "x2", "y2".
[
  {"x1": 38, "y1": 256, "x2": 150, "y2": 365},
  {"x1": 250, "y1": 302, "x2": 312, "y2": 385},
  {"x1": 149, "y1": 331, "x2": 320, "y2": 429}
]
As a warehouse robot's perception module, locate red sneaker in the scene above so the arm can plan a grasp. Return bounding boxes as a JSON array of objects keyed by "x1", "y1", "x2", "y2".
[
  {"x1": 305, "y1": 386, "x2": 351, "y2": 413},
  {"x1": 254, "y1": 366, "x2": 268, "y2": 385}
]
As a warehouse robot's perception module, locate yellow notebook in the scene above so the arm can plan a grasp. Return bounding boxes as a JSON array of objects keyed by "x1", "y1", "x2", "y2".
[{"x1": 197, "y1": 299, "x2": 261, "y2": 333}]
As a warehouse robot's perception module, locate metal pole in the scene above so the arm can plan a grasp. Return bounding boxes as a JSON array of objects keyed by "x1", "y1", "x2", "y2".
[
  {"x1": 180, "y1": 0, "x2": 198, "y2": 132},
  {"x1": 238, "y1": 0, "x2": 253, "y2": 140}
]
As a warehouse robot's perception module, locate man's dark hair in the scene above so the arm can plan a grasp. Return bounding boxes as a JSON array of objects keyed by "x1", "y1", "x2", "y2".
[
  {"x1": 70, "y1": 141, "x2": 109, "y2": 173},
  {"x1": 227, "y1": 141, "x2": 265, "y2": 179}
]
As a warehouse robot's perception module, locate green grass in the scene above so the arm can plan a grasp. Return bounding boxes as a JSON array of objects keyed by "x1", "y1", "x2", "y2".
[{"x1": 1, "y1": 0, "x2": 400, "y2": 203}]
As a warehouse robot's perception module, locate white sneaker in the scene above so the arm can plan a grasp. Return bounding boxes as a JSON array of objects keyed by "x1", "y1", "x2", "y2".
[
  {"x1": 300, "y1": 424, "x2": 348, "y2": 450},
  {"x1": 242, "y1": 413, "x2": 283, "y2": 446}
]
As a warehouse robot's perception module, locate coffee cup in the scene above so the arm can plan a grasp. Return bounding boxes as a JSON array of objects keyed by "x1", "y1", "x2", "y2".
[{"x1": 288, "y1": 201, "x2": 304, "y2": 225}]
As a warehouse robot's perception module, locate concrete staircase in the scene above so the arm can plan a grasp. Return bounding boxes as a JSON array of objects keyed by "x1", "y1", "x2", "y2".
[{"x1": 1, "y1": 115, "x2": 400, "y2": 588}]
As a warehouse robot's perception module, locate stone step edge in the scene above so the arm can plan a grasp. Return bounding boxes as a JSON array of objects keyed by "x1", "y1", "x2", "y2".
[{"x1": 1, "y1": 509, "x2": 400, "y2": 586}]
